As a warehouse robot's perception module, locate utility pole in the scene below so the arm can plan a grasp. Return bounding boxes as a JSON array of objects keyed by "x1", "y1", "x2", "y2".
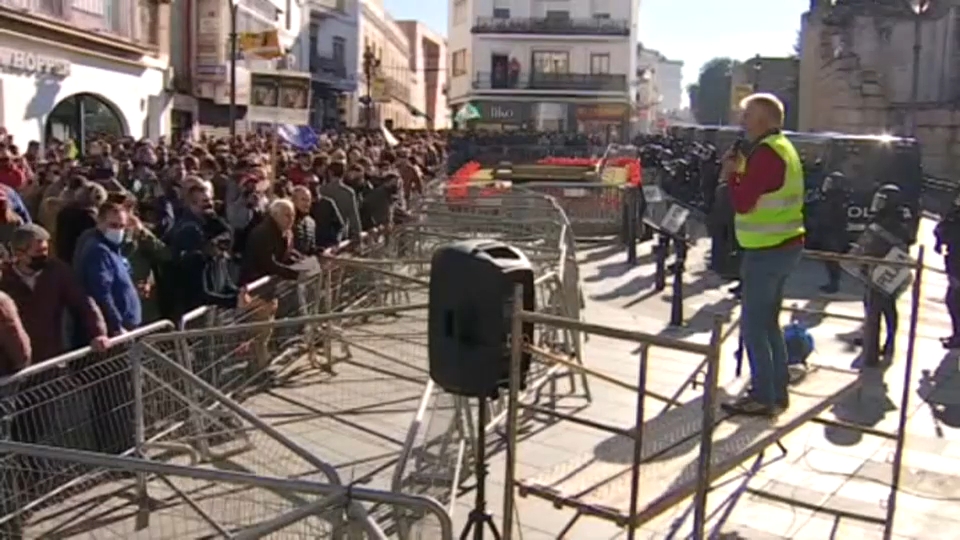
[
  {"x1": 751, "y1": 54, "x2": 762, "y2": 91},
  {"x1": 907, "y1": 0, "x2": 930, "y2": 137},
  {"x1": 362, "y1": 45, "x2": 380, "y2": 129},
  {"x1": 228, "y1": 0, "x2": 239, "y2": 138}
]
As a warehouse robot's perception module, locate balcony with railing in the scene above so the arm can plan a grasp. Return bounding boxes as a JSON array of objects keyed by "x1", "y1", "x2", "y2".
[
  {"x1": 471, "y1": 16, "x2": 630, "y2": 36},
  {"x1": 0, "y1": 0, "x2": 159, "y2": 48},
  {"x1": 474, "y1": 71, "x2": 628, "y2": 92},
  {"x1": 386, "y1": 72, "x2": 411, "y2": 103},
  {"x1": 311, "y1": 54, "x2": 347, "y2": 78},
  {"x1": 309, "y1": 0, "x2": 348, "y2": 15}
]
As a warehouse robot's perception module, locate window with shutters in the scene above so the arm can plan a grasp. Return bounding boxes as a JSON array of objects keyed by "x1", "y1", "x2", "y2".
[
  {"x1": 452, "y1": 49, "x2": 467, "y2": 76},
  {"x1": 532, "y1": 51, "x2": 569, "y2": 73},
  {"x1": 590, "y1": 54, "x2": 610, "y2": 74}
]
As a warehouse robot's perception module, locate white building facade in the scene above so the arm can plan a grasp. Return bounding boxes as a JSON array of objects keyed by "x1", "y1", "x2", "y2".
[
  {"x1": 188, "y1": 0, "x2": 311, "y2": 132},
  {"x1": 354, "y1": 0, "x2": 415, "y2": 129},
  {"x1": 633, "y1": 44, "x2": 683, "y2": 133},
  {"x1": 0, "y1": 1, "x2": 169, "y2": 148},
  {"x1": 397, "y1": 21, "x2": 450, "y2": 130},
  {"x1": 447, "y1": 0, "x2": 638, "y2": 137},
  {"x1": 657, "y1": 57, "x2": 683, "y2": 113}
]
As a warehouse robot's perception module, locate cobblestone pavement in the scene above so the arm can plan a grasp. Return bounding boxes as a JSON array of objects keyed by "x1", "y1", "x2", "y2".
[{"x1": 451, "y1": 217, "x2": 959, "y2": 540}]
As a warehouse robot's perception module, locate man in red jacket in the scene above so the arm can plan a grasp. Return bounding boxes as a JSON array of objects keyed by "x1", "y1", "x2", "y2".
[
  {"x1": 0, "y1": 148, "x2": 25, "y2": 191},
  {"x1": 286, "y1": 153, "x2": 317, "y2": 186}
]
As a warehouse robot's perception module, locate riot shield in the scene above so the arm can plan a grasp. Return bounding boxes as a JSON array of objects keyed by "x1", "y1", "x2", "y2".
[
  {"x1": 840, "y1": 223, "x2": 913, "y2": 298},
  {"x1": 640, "y1": 180, "x2": 709, "y2": 242}
]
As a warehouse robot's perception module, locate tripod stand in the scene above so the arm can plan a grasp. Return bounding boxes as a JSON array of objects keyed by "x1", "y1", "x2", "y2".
[{"x1": 460, "y1": 395, "x2": 501, "y2": 540}]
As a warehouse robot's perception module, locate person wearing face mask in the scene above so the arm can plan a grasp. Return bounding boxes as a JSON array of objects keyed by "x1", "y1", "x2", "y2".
[
  {"x1": 75, "y1": 202, "x2": 142, "y2": 336},
  {"x1": 0, "y1": 224, "x2": 108, "y2": 361}
]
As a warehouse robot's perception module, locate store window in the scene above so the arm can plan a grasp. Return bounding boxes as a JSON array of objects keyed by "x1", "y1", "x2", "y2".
[{"x1": 45, "y1": 93, "x2": 126, "y2": 153}]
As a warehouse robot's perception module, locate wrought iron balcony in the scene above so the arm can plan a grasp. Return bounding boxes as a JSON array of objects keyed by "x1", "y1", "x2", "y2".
[
  {"x1": 472, "y1": 16, "x2": 629, "y2": 36},
  {"x1": 311, "y1": 54, "x2": 347, "y2": 78},
  {"x1": 0, "y1": 0, "x2": 158, "y2": 47},
  {"x1": 386, "y1": 72, "x2": 410, "y2": 103},
  {"x1": 474, "y1": 71, "x2": 628, "y2": 92}
]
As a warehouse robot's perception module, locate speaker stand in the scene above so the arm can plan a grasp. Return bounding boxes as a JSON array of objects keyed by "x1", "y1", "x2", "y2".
[{"x1": 460, "y1": 395, "x2": 502, "y2": 540}]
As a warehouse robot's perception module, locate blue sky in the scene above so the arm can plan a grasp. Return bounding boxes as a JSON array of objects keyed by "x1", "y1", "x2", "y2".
[{"x1": 383, "y1": 0, "x2": 809, "y2": 94}]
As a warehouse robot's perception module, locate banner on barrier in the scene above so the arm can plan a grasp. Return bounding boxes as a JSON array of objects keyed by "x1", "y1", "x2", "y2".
[{"x1": 840, "y1": 223, "x2": 913, "y2": 297}]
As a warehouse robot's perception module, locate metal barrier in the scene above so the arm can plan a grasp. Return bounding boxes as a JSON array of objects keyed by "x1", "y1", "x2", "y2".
[
  {"x1": 519, "y1": 182, "x2": 625, "y2": 238},
  {"x1": 0, "y1": 319, "x2": 454, "y2": 538},
  {"x1": 384, "y1": 186, "x2": 587, "y2": 538}
]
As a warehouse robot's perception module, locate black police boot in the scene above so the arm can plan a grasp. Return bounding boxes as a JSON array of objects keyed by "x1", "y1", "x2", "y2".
[{"x1": 820, "y1": 282, "x2": 839, "y2": 294}]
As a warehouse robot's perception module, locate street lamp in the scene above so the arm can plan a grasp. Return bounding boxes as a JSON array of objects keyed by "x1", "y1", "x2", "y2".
[
  {"x1": 362, "y1": 46, "x2": 381, "y2": 129},
  {"x1": 907, "y1": 0, "x2": 931, "y2": 136},
  {"x1": 751, "y1": 54, "x2": 762, "y2": 91},
  {"x1": 228, "y1": 0, "x2": 240, "y2": 138}
]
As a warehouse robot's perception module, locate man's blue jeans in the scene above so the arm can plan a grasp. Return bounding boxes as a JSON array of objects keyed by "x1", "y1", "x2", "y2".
[{"x1": 740, "y1": 242, "x2": 802, "y2": 406}]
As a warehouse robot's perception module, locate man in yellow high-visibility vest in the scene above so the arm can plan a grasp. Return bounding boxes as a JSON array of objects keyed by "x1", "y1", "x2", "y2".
[{"x1": 720, "y1": 93, "x2": 805, "y2": 417}]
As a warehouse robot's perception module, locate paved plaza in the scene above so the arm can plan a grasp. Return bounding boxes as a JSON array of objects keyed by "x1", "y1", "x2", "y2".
[{"x1": 445, "y1": 216, "x2": 960, "y2": 539}]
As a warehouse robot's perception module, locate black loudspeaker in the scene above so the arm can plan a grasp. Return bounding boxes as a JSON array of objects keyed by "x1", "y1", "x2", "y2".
[{"x1": 428, "y1": 240, "x2": 535, "y2": 398}]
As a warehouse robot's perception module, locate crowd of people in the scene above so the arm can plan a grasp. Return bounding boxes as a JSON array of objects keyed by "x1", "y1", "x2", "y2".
[{"x1": 0, "y1": 129, "x2": 445, "y2": 377}]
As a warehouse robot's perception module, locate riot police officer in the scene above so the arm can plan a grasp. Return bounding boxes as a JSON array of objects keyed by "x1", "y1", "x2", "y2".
[
  {"x1": 935, "y1": 196, "x2": 960, "y2": 348},
  {"x1": 854, "y1": 184, "x2": 911, "y2": 360},
  {"x1": 816, "y1": 172, "x2": 850, "y2": 293}
]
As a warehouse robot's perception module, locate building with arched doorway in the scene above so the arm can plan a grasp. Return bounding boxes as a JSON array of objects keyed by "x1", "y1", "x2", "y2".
[{"x1": 0, "y1": 5, "x2": 169, "y2": 152}]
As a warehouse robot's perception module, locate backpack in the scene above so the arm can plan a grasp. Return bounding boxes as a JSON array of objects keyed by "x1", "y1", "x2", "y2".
[{"x1": 783, "y1": 321, "x2": 814, "y2": 384}]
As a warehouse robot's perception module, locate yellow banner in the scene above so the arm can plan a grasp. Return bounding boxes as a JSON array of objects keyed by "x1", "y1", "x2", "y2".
[
  {"x1": 237, "y1": 30, "x2": 283, "y2": 59},
  {"x1": 731, "y1": 84, "x2": 754, "y2": 110}
]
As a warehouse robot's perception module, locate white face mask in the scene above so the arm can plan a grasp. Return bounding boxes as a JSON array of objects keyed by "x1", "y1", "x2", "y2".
[{"x1": 104, "y1": 228, "x2": 125, "y2": 244}]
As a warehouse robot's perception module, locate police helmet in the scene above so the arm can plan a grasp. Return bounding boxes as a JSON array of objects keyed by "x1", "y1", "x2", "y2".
[
  {"x1": 870, "y1": 183, "x2": 901, "y2": 213},
  {"x1": 821, "y1": 171, "x2": 845, "y2": 192}
]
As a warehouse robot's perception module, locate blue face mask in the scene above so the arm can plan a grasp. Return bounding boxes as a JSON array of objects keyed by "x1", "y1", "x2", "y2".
[{"x1": 104, "y1": 228, "x2": 125, "y2": 244}]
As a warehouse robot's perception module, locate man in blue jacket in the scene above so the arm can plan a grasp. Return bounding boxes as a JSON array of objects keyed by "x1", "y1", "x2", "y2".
[{"x1": 76, "y1": 201, "x2": 141, "y2": 336}]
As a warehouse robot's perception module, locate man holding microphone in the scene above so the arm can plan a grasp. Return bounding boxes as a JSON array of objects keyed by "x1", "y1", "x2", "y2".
[{"x1": 720, "y1": 93, "x2": 806, "y2": 417}]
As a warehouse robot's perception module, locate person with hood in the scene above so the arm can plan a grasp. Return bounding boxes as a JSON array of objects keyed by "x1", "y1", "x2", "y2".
[{"x1": 55, "y1": 181, "x2": 106, "y2": 264}]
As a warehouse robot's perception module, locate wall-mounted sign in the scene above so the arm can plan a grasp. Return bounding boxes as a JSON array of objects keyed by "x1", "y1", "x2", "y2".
[
  {"x1": 0, "y1": 48, "x2": 69, "y2": 77},
  {"x1": 247, "y1": 71, "x2": 311, "y2": 125},
  {"x1": 477, "y1": 101, "x2": 527, "y2": 124},
  {"x1": 195, "y1": 0, "x2": 226, "y2": 81},
  {"x1": 576, "y1": 103, "x2": 627, "y2": 122},
  {"x1": 238, "y1": 30, "x2": 283, "y2": 60}
]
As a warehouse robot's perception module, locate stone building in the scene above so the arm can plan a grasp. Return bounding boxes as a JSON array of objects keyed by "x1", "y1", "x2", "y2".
[
  {"x1": 728, "y1": 56, "x2": 800, "y2": 130},
  {"x1": 798, "y1": 0, "x2": 959, "y2": 177}
]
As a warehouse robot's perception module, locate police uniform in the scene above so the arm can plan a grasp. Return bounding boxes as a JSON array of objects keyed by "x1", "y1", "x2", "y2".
[
  {"x1": 854, "y1": 184, "x2": 910, "y2": 359},
  {"x1": 816, "y1": 172, "x2": 850, "y2": 293},
  {"x1": 722, "y1": 131, "x2": 805, "y2": 416},
  {"x1": 935, "y1": 203, "x2": 960, "y2": 347}
]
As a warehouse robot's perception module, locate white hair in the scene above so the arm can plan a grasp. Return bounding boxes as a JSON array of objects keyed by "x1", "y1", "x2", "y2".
[
  {"x1": 739, "y1": 92, "x2": 785, "y2": 126},
  {"x1": 268, "y1": 198, "x2": 295, "y2": 217}
]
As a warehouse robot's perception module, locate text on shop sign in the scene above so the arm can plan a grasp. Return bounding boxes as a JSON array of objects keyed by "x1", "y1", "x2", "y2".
[{"x1": 0, "y1": 48, "x2": 70, "y2": 77}]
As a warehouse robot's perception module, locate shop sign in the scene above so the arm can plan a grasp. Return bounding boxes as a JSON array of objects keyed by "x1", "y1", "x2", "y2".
[
  {"x1": 195, "y1": 0, "x2": 226, "y2": 81},
  {"x1": 478, "y1": 101, "x2": 525, "y2": 123},
  {"x1": 0, "y1": 48, "x2": 70, "y2": 77},
  {"x1": 247, "y1": 71, "x2": 312, "y2": 125},
  {"x1": 577, "y1": 103, "x2": 628, "y2": 121}
]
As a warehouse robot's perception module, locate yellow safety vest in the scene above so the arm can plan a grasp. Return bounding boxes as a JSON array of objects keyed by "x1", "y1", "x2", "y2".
[{"x1": 734, "y1": 132, "x2": 805, "y2": 249}]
